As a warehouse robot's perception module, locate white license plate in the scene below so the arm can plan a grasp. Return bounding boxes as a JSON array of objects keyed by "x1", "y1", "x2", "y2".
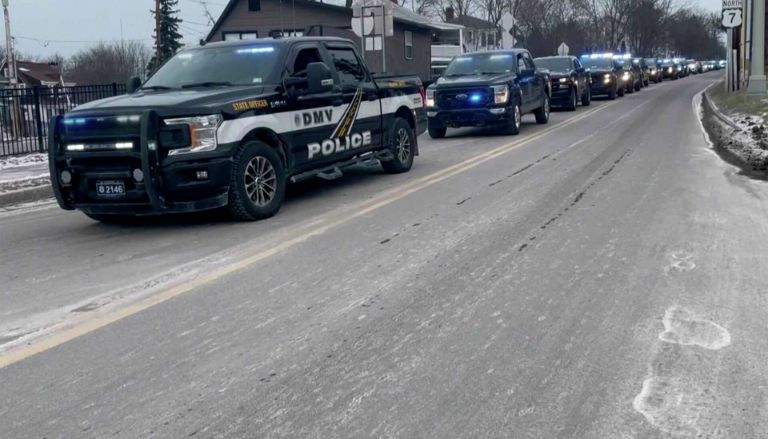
[{"x1": 95, "y1": 180, "x2": 125, "y2": 199}]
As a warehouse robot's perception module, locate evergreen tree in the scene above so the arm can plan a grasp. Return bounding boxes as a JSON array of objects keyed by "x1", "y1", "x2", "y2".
[{"x1": 146, "y1": 0, "x2": 183, "y2": 75}]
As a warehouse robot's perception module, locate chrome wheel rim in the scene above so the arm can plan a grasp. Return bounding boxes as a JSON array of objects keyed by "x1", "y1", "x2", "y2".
[
  {"x1": 514, "y1": 105, "x2": 521, "y2": 129},
  {"x1": 544, "y1": 97, "x2": 550, "y2": 118},
  {"x1": 244, "y1": 156, "x2": 276, "y2": 207},
  {"x1": 395, "y1": 127, "x2": 411, "y2": 163}
]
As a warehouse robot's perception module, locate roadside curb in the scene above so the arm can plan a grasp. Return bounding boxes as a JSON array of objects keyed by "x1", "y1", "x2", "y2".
[
  {"x1": 0, "y1": 184, "x2": 53, "y2": 208},
  {"x1": 702, "y1": 87, "x2": 742, "y2": 131},
  {"x1": 700, "y1": 86, "x2": 768, "y2": 174}
]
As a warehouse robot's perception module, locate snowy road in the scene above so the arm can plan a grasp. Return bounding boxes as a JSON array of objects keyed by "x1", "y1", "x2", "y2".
[{"x1": 2, "y1": 72, "x2": 767, "y2": 438}]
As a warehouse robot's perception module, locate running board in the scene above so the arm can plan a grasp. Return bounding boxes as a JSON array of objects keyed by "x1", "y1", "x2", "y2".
[{"x1": 289, "y1": 150, "x2": 393, "y2": 183}]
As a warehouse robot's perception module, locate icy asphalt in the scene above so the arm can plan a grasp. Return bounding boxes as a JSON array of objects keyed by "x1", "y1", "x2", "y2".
[{"x1": 1, "y1": 72, "x2": 767, "y2": 438}]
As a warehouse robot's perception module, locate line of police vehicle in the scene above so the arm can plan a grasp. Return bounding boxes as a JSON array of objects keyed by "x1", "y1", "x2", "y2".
[{"x1": 48, "y1": 36, "x2": 721, "y2": 222}]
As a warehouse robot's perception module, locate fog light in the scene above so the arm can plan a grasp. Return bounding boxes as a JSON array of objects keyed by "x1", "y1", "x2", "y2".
[
  {"x1": 60, "y1": 170, "x2": 72, "y2": 185},
  {"x1": 196, "y1": 170, "x2": 208, "y2": 180},
  {"x1": 133, "y1": 168, "x2": 144, "y2": 182}
]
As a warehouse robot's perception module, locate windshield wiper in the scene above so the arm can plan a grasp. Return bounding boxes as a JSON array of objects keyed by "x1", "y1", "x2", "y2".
[
  {"x1": 181, "y1": 81, "x2": 232, "y2": 89},
  {"x1": 140, "y1": 85, "x2": 173, "y2": 91}
]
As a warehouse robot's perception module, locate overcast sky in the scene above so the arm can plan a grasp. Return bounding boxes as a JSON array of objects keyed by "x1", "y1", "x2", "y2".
[{"x1": 2, "y1": 0, "x2": 723, "y2": 59}]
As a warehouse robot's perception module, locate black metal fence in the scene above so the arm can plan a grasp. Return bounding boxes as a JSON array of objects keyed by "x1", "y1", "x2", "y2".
[{"x1": 0, "y1": 83, "x2": 126, "y2": 157}]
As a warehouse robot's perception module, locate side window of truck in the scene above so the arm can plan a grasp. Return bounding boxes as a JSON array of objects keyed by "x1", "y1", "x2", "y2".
[
  {"x1": 327, "y1": 47, "x2": 366, "y2": 87},
  {"x1": 517, "y1": 55, "x2": 526, "y2": 72},
  {"x1": 292, "y1": 47, "x2": 322, "y2": 78}
]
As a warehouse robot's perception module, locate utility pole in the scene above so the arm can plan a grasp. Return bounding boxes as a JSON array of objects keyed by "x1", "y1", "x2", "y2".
[
  {"x1": 748, "y1": 0, "x2": 766, "y2": 93},
  {"x1": 2, "y1": 0, "x2": 16, "y2": 84}
]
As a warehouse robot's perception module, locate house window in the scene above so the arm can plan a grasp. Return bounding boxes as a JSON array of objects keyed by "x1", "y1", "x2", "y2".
[
  {"x1": 248, "y1": 0, "x2": 261, "y2": 11},
  {"x1": 223, "y1": 31, "x2": 258, "y2": 41},
  {"x1": 270, "y1": 29, "x2": 304, "y2": 37},
  {"x1": 404, "y1": 31, "x2": 413, "y2": 60}
]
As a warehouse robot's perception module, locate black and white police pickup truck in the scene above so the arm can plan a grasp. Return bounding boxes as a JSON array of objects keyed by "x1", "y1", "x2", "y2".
[{"x1": 48, "y1": 37, "x2": 426, "y2": 221}]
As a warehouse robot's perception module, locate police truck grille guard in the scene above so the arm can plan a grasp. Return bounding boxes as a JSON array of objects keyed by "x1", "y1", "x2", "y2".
[{"x1": 50, "y1": 111, "x2": 228, "y2": 214}]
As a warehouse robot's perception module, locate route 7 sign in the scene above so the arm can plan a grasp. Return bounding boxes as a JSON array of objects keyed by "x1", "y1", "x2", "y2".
[
  {"x1": 722, "y1": 8, "x2": 742, "y2": 28},
  {"x1": 722, "y1": 0, "x2": 742, "y2": 28}
]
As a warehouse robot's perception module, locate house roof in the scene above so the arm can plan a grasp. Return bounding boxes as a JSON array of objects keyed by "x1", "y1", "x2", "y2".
[
  {"x1": 446, "y1": 14, "x2": 497, "y2": 30},
  {"x1": 205, "y1": 0, "x2": 443, "y2": 41},
  {"x1": 0, "y1": 60, "x2": 63, "y2": 85}
]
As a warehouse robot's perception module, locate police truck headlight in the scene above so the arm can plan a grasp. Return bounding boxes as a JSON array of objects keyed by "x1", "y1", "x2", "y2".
[
  {"x1": 559, "y1": 78, "x2": 569, "y2": 84},
  {"x1": 492, "y1": 85, "x2": 509, "y2": 104},
  {"x1": 164, "y1": 115, "x2": 222, "y2": 156},
  {"x1": 622, "y1": 73, "x2": 631, "y2": 81},
  {"x1": 426, "y1": 89, "x2": 435, "y2": 108}
]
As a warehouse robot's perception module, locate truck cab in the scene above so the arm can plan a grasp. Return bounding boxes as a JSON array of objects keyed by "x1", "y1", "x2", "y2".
[
  {"x1": 48, "y1": 37, "x2": 427, "y2": 221},
  {"x1": 425, "y1": 49, "x2": 550, "y2": 138}
]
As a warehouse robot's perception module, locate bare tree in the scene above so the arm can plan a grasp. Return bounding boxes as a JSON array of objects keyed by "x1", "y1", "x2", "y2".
[{"x1": 67, "y1": 41, "x2": 152, "y2": 85}]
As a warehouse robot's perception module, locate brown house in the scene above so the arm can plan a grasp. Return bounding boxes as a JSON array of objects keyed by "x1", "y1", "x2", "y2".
[{"x1": 205, "y1": 0, "x2": 438, "y2": 81}]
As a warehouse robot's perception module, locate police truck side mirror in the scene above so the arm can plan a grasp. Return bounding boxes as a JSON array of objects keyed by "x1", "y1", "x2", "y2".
[
  {"x1": 306, "y1": 62, "x2": 334, "y2": 94},
  {"x1": 127, "y1": 76, "x2": 142, "y2": 94}
]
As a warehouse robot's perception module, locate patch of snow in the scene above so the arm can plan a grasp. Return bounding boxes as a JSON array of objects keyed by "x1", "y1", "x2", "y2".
[
  {"x1": 0, "y1": 174, "x2": 50, "y2": 193},
  {"x1": 0, "y1": 153, "x2": 48, "y2": 170}
]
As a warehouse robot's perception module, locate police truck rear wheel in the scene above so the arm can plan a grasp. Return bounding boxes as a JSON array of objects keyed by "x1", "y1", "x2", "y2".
[
  {"x1": 428, "y1": 125, "x2": 446, "y2": 139},
  {"x1": 382, "y1": 117, "x2": 415, "y2": 174},
  {"x1": 566, "y1": 88, "x2": 577, "y2": 111},
  {"x1": 582, "y1": 87, "x2": 591, "y2": 106},
  {"x1": 228, "y1": 141, "x2": 286, "y2": 221},
  {"x1": 534, "y1": 95, "x2": 550, "y2": 124}
]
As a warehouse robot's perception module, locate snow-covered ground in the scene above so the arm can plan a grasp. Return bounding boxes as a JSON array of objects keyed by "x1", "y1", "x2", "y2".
[
  {"x1": 0, "y1": 153, "x2": 50, "y2": 194},
  {"x1": 704, "y1": 94, "x2": 768, "y2": 170},
  {"x1": 0, "y1": 153, "x2": 48, "y2": 170}
]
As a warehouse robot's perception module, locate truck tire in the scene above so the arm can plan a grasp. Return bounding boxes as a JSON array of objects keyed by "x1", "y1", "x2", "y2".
[
  {"x1": 566, "y1": 88, "x2": 577, "y2": 111},
  {"x1": 608, "y1": 85, "x2": 617, "y2": 100},
  {"x1": 227, "y1": 140, "x2": 286, "y2": 221},
  {"x1": 381, "y1": 117, "x2": 415, "y2": 174},
  {"x1": 534, "y1": 95, "x2": 550, "y2": 125},
  {"x1": 503, "y1": 103, "x2": 521, "y2": 135},
  {"x1": 428, "y1": 125, "x2": 446, "y2": 139},
  {"x1": 617, "y1": 86, "x2": 625, "y2": 97},
  {"x1": 581, "y1": 87, "x2": 591, "y2": 106}
]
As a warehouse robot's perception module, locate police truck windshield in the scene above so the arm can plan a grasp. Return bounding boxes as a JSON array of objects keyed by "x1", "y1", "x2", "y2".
[
  {"x1": 143, "y1": 45, "x2": 282, "y2": 89},
  {"x1": 443, "y1": 53, "x2": 515, "y2": 76},
  {"x1": 534, "y1": 58, "x2": 571, "y2": 72},
  {"x1": 581, "y1": 58, "x2": 614, "y2": 70}
]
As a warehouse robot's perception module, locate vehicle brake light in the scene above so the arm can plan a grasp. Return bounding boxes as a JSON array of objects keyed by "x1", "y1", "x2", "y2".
[{"x1": 419, "y1": 86, "x2": 426, "y2": 110}]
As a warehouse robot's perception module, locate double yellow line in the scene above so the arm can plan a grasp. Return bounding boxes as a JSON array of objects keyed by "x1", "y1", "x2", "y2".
[{"x1": 0, "y1": 99, "x2": 621, "y2": 369}]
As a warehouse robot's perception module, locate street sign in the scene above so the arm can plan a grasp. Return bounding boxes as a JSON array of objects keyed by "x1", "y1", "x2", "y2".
[
  {"x1": 500, "y1": 12, "x2": 515, "y2": 49},
  {"x1": 722, "y1": 0, "x2": 742, "y2": 9},
  {"x1": 722, "y1": 8, "x2": 742, "y2": 28},
  {"x1": 557, "y1": 42, "x2": 569, "y2": 56}
]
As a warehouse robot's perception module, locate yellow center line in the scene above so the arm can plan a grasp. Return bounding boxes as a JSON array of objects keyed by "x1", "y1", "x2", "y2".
[{"x1": 0, "y1": 98, "x2": 623, "y2": 369}]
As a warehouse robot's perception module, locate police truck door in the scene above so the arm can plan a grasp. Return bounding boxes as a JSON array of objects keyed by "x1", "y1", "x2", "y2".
[
  {"x1": 286, "y1": 43, "x2": 340, "y2": 172},
  {"x1": 325, "y1": 44, "x2": 382, "y2": 159}
]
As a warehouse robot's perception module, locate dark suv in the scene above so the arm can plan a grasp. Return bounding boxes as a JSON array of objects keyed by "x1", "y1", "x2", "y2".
[
  {"x1": 580, "y1": 54, "x2": 623, "y2": 100},
  {"x1": 644, "y1": 58, "x2": 663, "y2": 83},
  {"x1": 426, "y1": 49, "x2": 550, "y2": 138},
  {"x1": 534, "y1": 55, "x2": 591, "y2": 111},
  {"x1": 617, "y1": 56, "x2": 643, "y2": 93}
]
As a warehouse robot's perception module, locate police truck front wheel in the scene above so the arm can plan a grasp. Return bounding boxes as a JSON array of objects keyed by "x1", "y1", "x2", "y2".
[
  {"x1": 428, "y1": 124, "x2": 446, "y2": 139},
  {"x1": 228, "y1": 141, "x2": 286, "y2": 221},
  {"x1": 382, "y1": 117, "x2": 415, "y2": 174}
]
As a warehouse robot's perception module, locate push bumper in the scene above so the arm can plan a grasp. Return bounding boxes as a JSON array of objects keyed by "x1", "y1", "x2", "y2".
[
  {"x1": 48, "y1": 111, "x2": 233, "y2": 216},
  {"x1": 590, "y1": 82, "x2": 615, "y2": 96},
  {"x1": 550, "y1": 85, "x2": 574, "y2": 106},
  {"x1": 427, "y1": 107, "x2": 511, "y2": 129}
]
